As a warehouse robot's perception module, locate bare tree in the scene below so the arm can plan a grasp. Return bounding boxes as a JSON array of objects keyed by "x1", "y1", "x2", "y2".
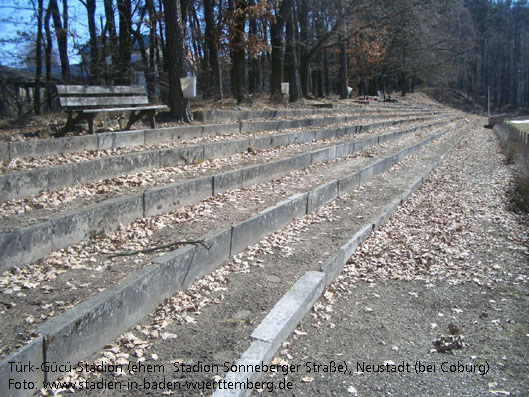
[
  {"x1": 162, "y1": 0, "x2": 193, "y2": 120},
  {"x1": 338, "y1": 0, "x2": 347, "y2": 99},
  {"x1": 117, "y1": 0, "x2": 132, "y2": 83},
  {"x1": 203, "y1": 0, "x2": 223, "y2": 99},
  {"x1": 103, "y1": 0, "x2": 119, "y2": 81},
  {"x1": 34, "y1": 0, "x2": 44, "y2": 114},
  {"x1": 79, "y1": 0, "x2": 100, "y2": 83},
  {"x1": 48, "y1": 0, "x2": 70, "y2": 82},
  {"x1": 270, "y1": 0, "x2": 294, "y2": 100},
  {"x1": 284, "y1": 5, "x2": 301, "y2": 102},
  {"x1": 227, "y1": 0, "x2": 247, "y2": 104}
]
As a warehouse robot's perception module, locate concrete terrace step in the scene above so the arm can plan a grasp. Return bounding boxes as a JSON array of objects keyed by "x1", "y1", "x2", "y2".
[
  {"x1": 0, "y1": 118, "x2": 468, "y2": 395},
  {"x1": 192, "y1": 106, "x2": 435, "y2": 122},
  {"x1": 0, "y1": 118, "x2": 457, "y2": 271},
  {"x1": 0, "y1": 106, "x2": 441, "y2": 161},
  {"x1": 0, "y1": 114, "x2": 445, "y2": 203}
]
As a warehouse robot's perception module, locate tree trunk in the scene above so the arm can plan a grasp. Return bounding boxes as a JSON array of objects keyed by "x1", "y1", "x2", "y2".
[
  {"x1": 228, "y1": 0, "x2": 247, "y2": 104},
  {"x1": 270, "y1": 0, "x2": 294, "y2": 99},
  {"x1": 324, "y1": 52, "x2": 330, "y2": 96},
  {"x1": 157, "y1": 0, "x2": 165, "y2": 71},
  {"x1": 146, "y1": 0, "x2": 157, "y2": 98},
  {"x1": 203, "y1": 0, "x2": 222, "y2": 100},
  {"x1": 100, "y1": 15, "x2": 110, "y2": 83},
  {"x1": 400, "y1": 72, "x2": 407, "y2": 96},
  {"x1": 248, "y1": 0, "x2": 261, "y2": 94},
  {"x1": 180, "y1": 0, "x2": 188, "y2": 26},
  {"x1": 338, "y1": 0, "x2": 347, "y2": 99},
  {"x1": 311, "y1": 70, "x2": 318, "y2": 97},
  {"x1": 297, "y1": 0, "x2": 310, "y2": 97},
  {"x1": 163, "y1": 0, "x2": 192, "y2": 121},
  {"x1": 270, "y1": 21, "x2": 284, "y2": 99},
  {"x1": 103, "y1": 0, "x2": 118, "y2": 80},
  {"x1": 317, "y1": 54, "x2": 324, "y2": 97},
  {"x1": 44, "y1": 3, "x2": 53, "y2": 109},
  {"x1": 189, "y1": 6, "x2": 203, "y2": 73},
  {"x1": 34, "y1": 0, "x2": 43, "y2": 115},
  {"x1": 85, "y1": 0, "x2": 100, "y2": 83},
  {"x1": 48, "y1": 0, "x2": 69, "y2": 82},
  {"x1": 339, "y1": 40, "x2": 347, "y2": 99},
  {"x1": 249, "y1": 53, "x2": 262, "y2": 94},
  {"x1": 132, "y1": 7, "x2": 151, "y2": 93},
  {"x1": 301, "y1": 15, "x2": 344, "y2": 98},
  {"x1": 117, "y1": 0, "x2": 132, "y2": 84},
  {"x1": 232, "y1": 48, "x2": 247, "y2": 104},
  {"x1": 62, "y1": 0, "x2": 69, "y2": 81},
  {"x1": 285, "y1": 8, "x2": 301, "y2": 102}
]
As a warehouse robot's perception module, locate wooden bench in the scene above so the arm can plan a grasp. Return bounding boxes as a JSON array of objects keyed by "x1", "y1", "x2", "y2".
[{"x1": 56, "y1": 85, "x2": 168, "y2": 135}]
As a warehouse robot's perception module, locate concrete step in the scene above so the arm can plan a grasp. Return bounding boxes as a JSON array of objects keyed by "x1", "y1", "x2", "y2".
[{"x1": 192, "y1": 106, "x2": 436, "y2": 122}]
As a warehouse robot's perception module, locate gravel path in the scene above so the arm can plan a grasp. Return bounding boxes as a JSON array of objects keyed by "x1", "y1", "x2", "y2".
[{"x1": 259, "y1": 120, "x2": 529, "y2": 396}]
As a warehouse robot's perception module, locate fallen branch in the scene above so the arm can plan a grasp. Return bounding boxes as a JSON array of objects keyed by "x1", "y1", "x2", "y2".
[{"x1": 107, "y1": 240, "x2": 210, "y2": 259}]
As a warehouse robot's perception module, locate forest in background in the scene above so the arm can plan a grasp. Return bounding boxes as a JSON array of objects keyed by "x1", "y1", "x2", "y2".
[{"x1": 0, "y1": 0, "x2": 528, "y2": 120}]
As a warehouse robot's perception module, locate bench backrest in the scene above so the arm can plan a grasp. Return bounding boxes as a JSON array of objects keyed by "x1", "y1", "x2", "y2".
[{"x1": 57, "y1": 85, "x2": 149, "y2": 110}]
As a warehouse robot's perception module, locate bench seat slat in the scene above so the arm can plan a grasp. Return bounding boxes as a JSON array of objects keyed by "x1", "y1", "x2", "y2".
[
  {"x1": 60, "y1": 96, "x2": 150, "y2": 107},
  {"x1": 57, "y1": 85, "x2": 146, "y2": 95},
  {"x1": 81, "y1": 105, "x2": 168, "y2": 113}
]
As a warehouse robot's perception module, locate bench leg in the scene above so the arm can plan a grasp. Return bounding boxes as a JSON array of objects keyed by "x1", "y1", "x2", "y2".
[
  {"x1": 59, "y1": 112, "x2": 77, "y2": 137},
  {"x1": 146, "y1": 109, "x2": 156, "y2": 129},
  {"x1": 60, "y1": 112, "x2": 96, "y2": 136},
  {"x1": 124, "y1": 109, "x2": 157, "y2": 130},
  {"x1": 86, "y1": 114, "x2": 96, "y2": 134},
  {"x1": 125, "y1": 110, "x2": 141, "y2": 131}
]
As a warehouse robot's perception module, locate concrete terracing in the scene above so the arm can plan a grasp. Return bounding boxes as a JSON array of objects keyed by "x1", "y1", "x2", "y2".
[
  {"x1": 0, "y1": 102, "x2": 466, "y2": 396},
  {"x1": 0, "y1": 119, "x2": 454, "y2": 271}
]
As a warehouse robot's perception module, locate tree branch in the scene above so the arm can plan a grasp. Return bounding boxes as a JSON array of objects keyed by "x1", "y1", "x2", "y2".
[{"x1": 107, "y1": 240, "x2": 210, "y2": 258}]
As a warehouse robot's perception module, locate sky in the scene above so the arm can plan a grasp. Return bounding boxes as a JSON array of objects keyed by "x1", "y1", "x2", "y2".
[{"x1": 0, "y1": 0, "x2": 106, "y2": 68}]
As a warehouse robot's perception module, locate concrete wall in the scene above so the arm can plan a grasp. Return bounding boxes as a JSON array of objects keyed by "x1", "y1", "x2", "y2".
[{"x1": 0, "y1": 337, "x2": 44, "y2": 396}]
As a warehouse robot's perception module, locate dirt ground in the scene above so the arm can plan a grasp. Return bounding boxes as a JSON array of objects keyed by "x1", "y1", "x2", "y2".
[
  {"x1": 33, "y1": 118, "x2": 487, "y2": 397},
  {"x1": 54, "y1": 122, "x2": 465, "y2": 395}
]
